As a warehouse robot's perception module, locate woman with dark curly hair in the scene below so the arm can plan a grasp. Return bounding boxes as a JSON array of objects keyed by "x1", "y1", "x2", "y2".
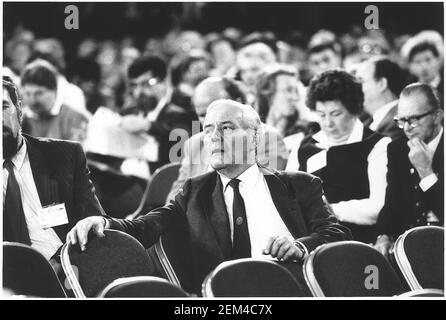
[{"x1": 286, "y1": 69, "x2": 391, "y2": 243}]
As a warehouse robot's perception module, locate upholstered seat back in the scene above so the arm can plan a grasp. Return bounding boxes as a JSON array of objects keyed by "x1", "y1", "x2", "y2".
[
  {"x1": 202, "y1": 258, "x2": 306, "y2": 297},
  {"x1": 3, "y1": 242, "x2": 66, "y2": 298},
  {"x1": 98, "y1": 276, "x2": 189, "y2": 298},
  {"x1": 61, "y1": 230, "x2": 155, "y2": 297},
  {"x1": 394, "y1": 226, "x2": 444, "y2": 290},
  {"x1": 304, "y1": 241, "x2": 405, "y2": 297}
]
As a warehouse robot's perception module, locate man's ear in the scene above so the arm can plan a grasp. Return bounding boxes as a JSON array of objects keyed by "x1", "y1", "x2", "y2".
[
  {"x1": 17, "y1": 100, "x2": 23, "y2": 124},
  {"x1": 377, "y1": 77, "x2": 388, "y2": 93},
  {"x1": 434, "y1": 108, "x2": 444, "y2": 124},
  {"x1": 252, "y1": 126, "x2": 264, "y2": 160}
]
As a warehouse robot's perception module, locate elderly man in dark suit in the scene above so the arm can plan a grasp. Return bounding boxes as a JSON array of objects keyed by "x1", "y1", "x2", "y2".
[
  {"x1": 166, "y1": 76, "x2": 289, "y2": 202},
  {"x1": 67, "y1": 99, "x2": 351, "y2": 294},
  {"x1": 375, "y1": 83, "x2": 444, "y2": 257},
  {"x1": 2, "y1": 76, "x2": 105, "y2": 269}
]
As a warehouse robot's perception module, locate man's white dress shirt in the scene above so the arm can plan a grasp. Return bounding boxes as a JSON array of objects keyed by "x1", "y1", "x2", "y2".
[
  {"x1": 218, "y1": 165, "x2": 294, "y2": 258},
  {"x1": 3, "y1": 142, "x2": 63, "y2": 260}
]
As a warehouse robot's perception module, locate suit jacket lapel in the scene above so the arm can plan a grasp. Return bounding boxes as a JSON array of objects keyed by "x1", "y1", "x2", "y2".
[
  {"x1": 25, "y1": 136, "x2": 69, "y2": 240},
  {"x1": 25, "y1": 136, "x2": 60, "y2": 207},
  {"x1": 202, "y1": 172, "x2": 232, "y2": 258},
  {"x1": 263, "y1": 169, "x2": 306, "y2": 238}
]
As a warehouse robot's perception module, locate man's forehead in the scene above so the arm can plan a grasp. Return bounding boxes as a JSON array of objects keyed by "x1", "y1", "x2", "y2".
[
  {"x1": 205, "y1": 104, "x2": 243, "y2": 123},
  {"x1": 398, "y1": 94, "x2": 430, "y2": 112},
  {"x1": 22, "y1": 84, "x2": 50, "y2": 92}
]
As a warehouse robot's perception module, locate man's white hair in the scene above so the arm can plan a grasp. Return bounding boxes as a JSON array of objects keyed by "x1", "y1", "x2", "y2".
[{"x1": 207, "y1": 99, "x2": 260, "y2": 129}]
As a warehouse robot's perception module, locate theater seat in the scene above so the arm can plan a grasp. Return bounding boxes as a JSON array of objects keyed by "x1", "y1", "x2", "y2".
[
  {"x1": 61, "y1": 230, "x2": 155, "y2": 297},
  {"x1": 127, "y1": 162, "x2": 181, "y2": 219},
  {"x1": 3, "y1": 242, "x2": 66, "y2": 298},
  {"x1": 87, "y1": 153, "x2": 149, "y2": 219},
  {"x1": 303, "y1": 241, "x2": 405, "y2": 297},
  {"x1": 393, "y1": 226, "x2": 444, "y2": 290},
  {"x1": 146, "y1": 228, "x2": 195, "y2": 294},
  {"x1": 202, "y1": 258, "x2": 306, "y2": 297},
  {"x1": 98, "y1": 276, "x2": 189, "y2": 298},
  {"x1": 398, "y1": 288, "x2": 444, "y2": 297}
]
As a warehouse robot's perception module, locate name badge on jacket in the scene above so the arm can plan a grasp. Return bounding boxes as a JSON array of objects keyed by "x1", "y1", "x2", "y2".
[{"x1": 38, "y1": 203, "x2": 69, "y2": 229}]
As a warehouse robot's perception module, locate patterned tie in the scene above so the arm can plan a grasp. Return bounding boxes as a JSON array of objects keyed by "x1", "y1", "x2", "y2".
[
  {"x1": 3, "y1": 160, "x2": 31, "y2": 244},
  {"x1": 228, "y1": 179, "x2": 251, "y2": 258}
]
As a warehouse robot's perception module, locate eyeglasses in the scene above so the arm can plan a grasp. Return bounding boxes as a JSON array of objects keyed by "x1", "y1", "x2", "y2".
[
  {"x1": 129, "y1": 77, "x2": 160, "y2": 90},
  {"x1": 394, "y1": 109, "x2": 437, "y2": 128},
  {"x1": 360, "y1": 43, "x2": 385, "y2": 55}
]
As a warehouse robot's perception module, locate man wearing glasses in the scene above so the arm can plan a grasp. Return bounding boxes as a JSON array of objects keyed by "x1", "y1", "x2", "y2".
[
  {"x1": 375, "y1": 83, "x2": 443, "y2": 258},
  {"x1": 119, "y1": 55, "x2": 196, "y2": 172}
]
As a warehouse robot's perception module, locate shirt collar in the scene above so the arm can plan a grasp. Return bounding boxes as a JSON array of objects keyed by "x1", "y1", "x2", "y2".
[
  {"x1": 312, "y1": 118, "x2": 364, "y2": 149},
  {"x1": 427, "y1": 126, "x2": 443, "y2": 153},
  {"x1": 219, "y1": 164, "x2": 261, "y2": 192},
  {"x1": 371, "y1": 100, "x2": 398, "y2": 127},
  {"x1": 6, "y1": 138, "x2": 27, "y2": 171}
]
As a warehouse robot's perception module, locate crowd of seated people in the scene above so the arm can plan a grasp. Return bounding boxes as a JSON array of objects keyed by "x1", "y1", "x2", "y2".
[{"x1": 2, "y1": 23, "x2": 444, "y2": 298}]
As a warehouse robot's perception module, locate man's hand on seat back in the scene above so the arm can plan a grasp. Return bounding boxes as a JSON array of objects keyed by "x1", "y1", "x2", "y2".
[
  {"x1": 373, "y1": 234, "x2": 394, "y2": 260},
  {"x1": 66, "y1": 216, "x2": 107, "y2": 251}
]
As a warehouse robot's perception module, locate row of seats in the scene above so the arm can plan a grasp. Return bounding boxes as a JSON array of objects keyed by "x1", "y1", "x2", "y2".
[
  {"x1": 3, "y1": 226, "x2": 443, "y2": 298},
  {"x1": 88, "y1": 159, "x2": 181, "y2": 220}
]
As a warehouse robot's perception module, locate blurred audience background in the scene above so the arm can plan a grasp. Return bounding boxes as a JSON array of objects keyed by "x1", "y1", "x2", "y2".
[{"x1": 3, "y1": 1, "x2": 443, "y2": 231}]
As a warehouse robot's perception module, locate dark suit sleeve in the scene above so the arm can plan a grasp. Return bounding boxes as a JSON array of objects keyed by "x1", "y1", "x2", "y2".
[
  {"x1": 148, "y1": 105, "x2": 194, "y2": 140},
  {"x1": 166, "y1": 137, "x2": 192, "y2": 202},
  {"x1": 107, "y1": 179, "x2": 191, "y2": 248},
  {"x1": 376, "y1": 142, "x2": 404, "y2": 239},
  {"x1": 148, "y1": 105, "x2": 195, "y2": 169},
  {"x1": 295, "y1": 175, "x2": 352, "y2": 252},
  {"x1": 73, "y1": 142, "x2": 106, "y2": 218}
]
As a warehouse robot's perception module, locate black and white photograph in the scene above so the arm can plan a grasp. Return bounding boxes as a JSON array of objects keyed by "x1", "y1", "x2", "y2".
[{"x1": 1, "y1": 0, "x2": 444, "y2": 307}]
